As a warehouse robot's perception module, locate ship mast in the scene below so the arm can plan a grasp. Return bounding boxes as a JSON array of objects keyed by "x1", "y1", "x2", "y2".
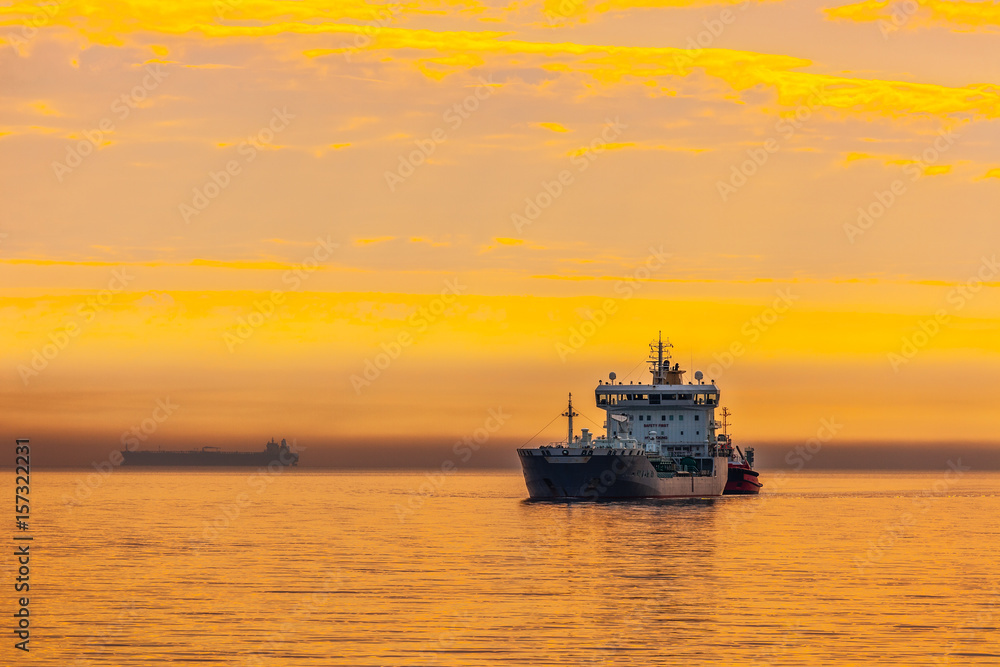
[
  {"x1": 721, "y1": 407, "x2": 731, "y2": 438},
  {"x1": 562, "y1": 392, "x2": 579, "y2": 444},
  {"x1": 648, "y1": 331, "x2": 677, "y2": 385}
]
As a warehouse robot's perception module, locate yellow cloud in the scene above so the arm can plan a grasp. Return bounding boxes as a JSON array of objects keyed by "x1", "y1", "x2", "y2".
[
  {"x1": 305, "y1": 31, "x2": 1000, "y2": 119},
  {"x1": 981, "y1": 167, "x2": 1000, "y2": 179},
  {"x1": 416, "y1": 53, "x2": 486, "y2": 80},
  {"x1": 312, "y1": 141, "x2": 352, "y2": 157},
  {"x1": 2, "y1": 1, "x2": 997, "y2": 120},
  {"x1": 847, "y1": 154, "x2": 956, "y2": 174},
  {"x1": 189, "y1": 258, "x2": 292, "y2": 270},
  {"x1": 845, "y1": 151, "x2": 874, "y2": 163},
  {"x1": 479, "y1": 237, "x2": 550, "y2": 253},
  {"x1": 542, "y1": 0, "x2": 769, "y2": 24},
  {"x1": 0, "y1": 258, "x2": 313, "y2": 270},
  {"x1": 0, "y1": 124, "x2": 64, "y2": 139},
  {"x1": 536, "y1": 122, "x2": 571, "y2": 133},
  {"x1": 567, "y1": 141, "x2": 636, "y2": 157},
  {"x1": 826, "y1": 0, "x2": 1000, "y2": 29},
  {"x1": 23, "y1": 101, "x2": 63, "y2": 117},
  {"x1": 922, "y1": 164, "x2": 951, "y2": 176},
  {"x1": 354, "y1": 236, "x2": 396, "y2": 246}
]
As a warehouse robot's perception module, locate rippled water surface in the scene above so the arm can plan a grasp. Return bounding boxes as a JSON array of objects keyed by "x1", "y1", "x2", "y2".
[{"x1": 13, "y1": 470, "x2": 1000, "y2": 665}]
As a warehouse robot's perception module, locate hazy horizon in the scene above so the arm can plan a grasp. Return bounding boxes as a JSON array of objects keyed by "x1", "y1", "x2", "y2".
[{"x1": 12, "y1": 436, "x2": 1000, "y2": 470}]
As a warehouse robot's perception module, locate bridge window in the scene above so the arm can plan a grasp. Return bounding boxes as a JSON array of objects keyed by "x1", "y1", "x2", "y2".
[
  {"x1": 679, "y1": 415, "x2": 684, "y2": 421},
  {"x1": 694, "y1": 415, "x2": 699, "y2": 421}
]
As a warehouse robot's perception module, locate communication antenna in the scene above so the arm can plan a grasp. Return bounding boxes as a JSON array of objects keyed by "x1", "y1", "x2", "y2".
[
  {"x1": 694, "y1": 370, "x2": 704, "y2": 383},
  {"x1": 647, "y1": 332, "x2": 673, "y2": 384},
  {"x1": 562, "y1": 393, "x2": 579, "y2": 444}
]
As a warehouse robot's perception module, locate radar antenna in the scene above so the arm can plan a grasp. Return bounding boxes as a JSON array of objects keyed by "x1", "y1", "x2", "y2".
[
  {"x1": 648, "y1": 331, "x2": 685, "y2": 385},
  {"x1": 648, "y1": 331, "x2": 674, "y2": 384}
]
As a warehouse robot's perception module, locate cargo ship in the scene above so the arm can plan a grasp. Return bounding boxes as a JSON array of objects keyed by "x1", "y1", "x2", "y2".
[
  {"x1": 121, "y1": 438, "x2": 298, "y2": 467},
  {"x1": 517, "y1": 334, "x2": 736, "y2": 499}
]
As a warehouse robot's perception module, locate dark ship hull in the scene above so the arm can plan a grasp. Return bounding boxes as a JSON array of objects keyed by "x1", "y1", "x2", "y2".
[
  {"x1": 518, "y1": 448, "x2": 727, "y2": 499},
  {"x1": 121, "y1": 439, "x2": 298, "y2": 467}
]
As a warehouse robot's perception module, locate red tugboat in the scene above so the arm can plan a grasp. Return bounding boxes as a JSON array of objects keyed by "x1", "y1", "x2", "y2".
[{"x1": 719, "y1": 408, "x2": 762, "y2": 495}]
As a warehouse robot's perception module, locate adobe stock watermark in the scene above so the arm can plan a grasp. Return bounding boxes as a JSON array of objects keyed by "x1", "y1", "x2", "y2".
[
  {"x1": 579, "y1": 599, "x2": 662, "y2": 665},
  {"x1": 876, "y1": 0, "x2": 928, "y2": 39},
  {"x1": 888, "y1": 254, "x2": 999, "y2": 372},
  {"x1": 350, "y1": 277, "x2": 466, "y2": 393},
  {"x1": 394, "y1": 407, "x2": 509, "y2": 522},
  {"x1": 414, "y1": 607, "x2": 479, "y2": 666},
  {"x1": 853, "y1": 459, "x2": 969, "y2": 573},
  {"x1": 670, "y1": 0, "x2": 752, "y2": 68},
  {"x1": 223, "y1": 235, "x2": 338, "y2": 352},
  {"x1": 179, "y1": 107, "x2": 295, "y2": 223},
  {"x1": 62, "y1": 397, "x2": 180, "y2": 509},
  {"x1": 512, "y1": 117, "x2": 627, "y2": 232},
  {"x1": 726, "y1": 415, "x2": 841, "y2": 533},
  {"x1": 555, "y1": 246, "x2": 668, "y2": 361},
  {"x1": 783, "y1": 417, "x2": 842, "y2": 470},
  {"x1": 717, "y1": 82, "x2": 833, "y2": 202},
  {"x1": 385, "y1": 77, "x2": 497, "y2": 192},
  {"x1": 240, "y1": 568, "x2": 348, "y2": 667},
  {"x1": 520, "y1": 523, "x2": 568, "y2": 562},
  {"x1": 344, "y1": 3, "x2": 402, "y2": 61},
  {"x1": 930, "y1": 585, "x2": 1000, "y2": 665},
  {"x1": 213, "y1": 0, "x2": 242, "y2": 18},
  {"x1": 199, "y1": 440, "x2": 305, "y2": 544},
  {"x1": 704, "y1": 287, "x2": 798, "y2": 381},
  {"x1": 4, "y1": 0, "x2": 67, "y2": 53},
  {"x1": 17, "y1": 267, "x2": 135, "y2": 385},
  {"x1": 543, "y1": 0, "x2": 585, "y2": 24},
  {"x1": 52, "y1": 64, "x2": 169, "y2": 182},
  {"x1": 844, "y1": 127, "x2": 958, "y2": 243},
  {"x1": 71, "y1": 598, "x2": 140, "y2": 667}
]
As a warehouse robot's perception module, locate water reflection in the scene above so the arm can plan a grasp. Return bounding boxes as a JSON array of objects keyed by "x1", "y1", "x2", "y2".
[{"x1": 30, "y1": 470, "x2": 1000, "y2": 666}]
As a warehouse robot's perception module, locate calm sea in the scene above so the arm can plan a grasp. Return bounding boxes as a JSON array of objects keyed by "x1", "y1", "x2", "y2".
[{"x1": 8, "y1": 469, "x2": 999, "y2": 665}]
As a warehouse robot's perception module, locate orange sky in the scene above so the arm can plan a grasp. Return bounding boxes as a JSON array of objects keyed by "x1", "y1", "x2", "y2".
[{"x1": 1, "y1": 0, "x2": 999, "y2": 465}]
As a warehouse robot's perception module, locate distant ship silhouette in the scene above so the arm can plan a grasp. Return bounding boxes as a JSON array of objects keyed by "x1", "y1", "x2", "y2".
[{"x1": 121, "y1": 438, "x2": 298, "y2": 467}]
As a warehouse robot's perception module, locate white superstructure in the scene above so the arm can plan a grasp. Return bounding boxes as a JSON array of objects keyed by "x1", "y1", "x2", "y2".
[{"x1": 592, "y1": 333, "x2": 720, "y2": 467}]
